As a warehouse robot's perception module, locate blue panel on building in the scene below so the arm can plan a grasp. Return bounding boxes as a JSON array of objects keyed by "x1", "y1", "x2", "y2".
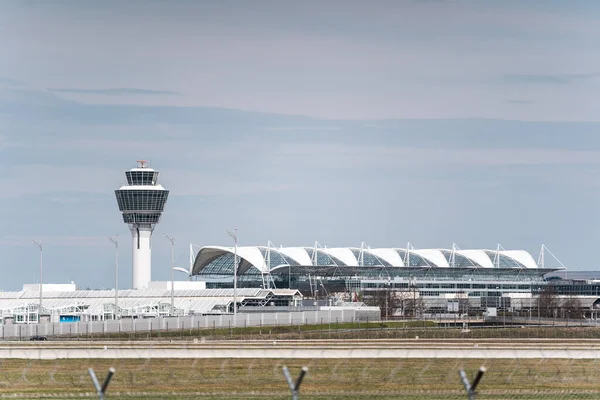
[{"x1": 59, "y1": 315, "x2": 80, "y2": 323}]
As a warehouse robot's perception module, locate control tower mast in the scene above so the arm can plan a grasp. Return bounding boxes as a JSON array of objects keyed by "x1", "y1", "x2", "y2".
[{"x1": 115, "y1": 161, "x2": 169, "y2": 289}]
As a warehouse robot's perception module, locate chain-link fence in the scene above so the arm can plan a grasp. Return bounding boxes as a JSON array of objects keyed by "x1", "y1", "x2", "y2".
[
  {"x1": 0, "y1": 339, "x2": 599, "y2": 399},
  {"x1": 5, "y1": 317, "x2": 600, "y2": 342},
  {"x1": 2, "y1": 318, "x2": 600, "y2": 399}
]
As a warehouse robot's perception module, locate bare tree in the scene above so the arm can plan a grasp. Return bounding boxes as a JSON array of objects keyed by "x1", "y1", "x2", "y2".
[
  {"x1": 561, "y1": 296, "x2": 583, "y2": 319},
  {"x1": 405, "y1": 296, "x2": 425, "y2": 318},
  {"x1": 365, "y1": 289, "x2": 401, "y2": 319},
  {"x1": 538, "y1": 285, "x2": 559, "y2": 318},
  {"x1": 458, "y1": 296, "x2": 470, "y2": 315}
]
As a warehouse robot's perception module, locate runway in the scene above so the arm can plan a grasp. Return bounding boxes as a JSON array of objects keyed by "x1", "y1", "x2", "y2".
[{"x1": 2, "y1": 339, "x2": 600, "y2": 359}]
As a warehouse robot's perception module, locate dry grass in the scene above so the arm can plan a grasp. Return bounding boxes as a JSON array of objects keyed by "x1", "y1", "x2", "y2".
[
  {"x1": 56, "y1": 323, "x2": 600, "y2": 342},
  {"x1": 0, "y1": 358, "x2": 598, "y2": 399}
]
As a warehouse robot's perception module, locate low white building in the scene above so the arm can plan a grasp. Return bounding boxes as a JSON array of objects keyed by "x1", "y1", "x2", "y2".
[{"x1": 0, "y1": 283, "x2": 301, "y2": 324}]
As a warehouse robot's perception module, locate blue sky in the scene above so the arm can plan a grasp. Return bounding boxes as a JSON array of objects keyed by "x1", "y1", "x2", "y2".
[{"x1": 1, "y1": 1, "x2": 599, "y2": 290}]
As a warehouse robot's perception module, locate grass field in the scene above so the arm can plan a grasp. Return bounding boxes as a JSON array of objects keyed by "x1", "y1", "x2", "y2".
[
  {"x1": 0, "y1": 357, "x2": 599, "y2": 399},
  {"x1": 5, "y1": 322, "x2": 600, "y2": 398}
]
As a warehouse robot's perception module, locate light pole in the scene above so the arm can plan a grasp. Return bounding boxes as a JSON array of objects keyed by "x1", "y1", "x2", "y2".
[
  {"x1": 164, "y1": 234, "x2": 175, "y2": 316},
  {"x1": 227, "y1": 228, "x2": 238, "y2": 325},
  {"x1": 33, "y1": 240, "x2": 43, "y2": 320},
  {"x1": 108, "y1": 236, "x2": 119, "y2": 320}
]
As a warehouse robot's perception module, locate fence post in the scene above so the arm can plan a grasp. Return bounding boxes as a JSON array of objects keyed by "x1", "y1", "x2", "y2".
[
  {"x1": 88, "y1": 367, "x2": 116, "y2": 400},
  {"x1": 282, "y1": 366, "x2": 308, "y2": 400},
  {"x1": 459, "y1": 366, "x2": 486, "y2": 400}
]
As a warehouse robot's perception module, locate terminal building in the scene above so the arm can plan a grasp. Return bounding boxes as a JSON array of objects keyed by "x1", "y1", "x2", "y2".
[{"x1": 191, "y1": 243, "x2": 598, "y2": 315}]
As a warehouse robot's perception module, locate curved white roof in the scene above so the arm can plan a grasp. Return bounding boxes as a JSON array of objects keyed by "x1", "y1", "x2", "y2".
[
  {"x1": 192, "y1": 244, "x2": 545, "y2": 274},
  {"x1": 367, "y1": 248, "x2": 405, "y2": 267},
  {"x1": 411, "y1": 249, "x2": 450, "y2": 268},
  {"x1": 321, "y1": 248, "x2": 359, "y2": 267},
  {"x1": 277, "y1": 247, "x2": 313, "y2": 266},
  {"x1": 501, "y1": 250, "x2": 538, "y2": 269},
  {"x1": 457, "y1": 250, "x2": 494, "y2": 269},
  {"x1": 236, "y1": 246, "x2": 269, "y2": 273},
  {"x1": 191, "y1": 245, "x2": 269, "y2": 275}
]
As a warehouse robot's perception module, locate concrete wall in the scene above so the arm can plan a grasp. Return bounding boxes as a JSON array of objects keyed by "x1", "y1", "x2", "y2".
[{"x1": 0, "y1": 309, "x2": 369, "y2": 340}]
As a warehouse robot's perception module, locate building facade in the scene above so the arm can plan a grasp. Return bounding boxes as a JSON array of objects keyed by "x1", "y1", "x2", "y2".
[{"x1": 192, "y1": 243, "x2": 568, "y2": 314}]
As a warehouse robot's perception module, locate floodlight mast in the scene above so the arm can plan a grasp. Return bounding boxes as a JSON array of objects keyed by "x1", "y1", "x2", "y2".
[
  {"x1": 227, "y1": 228, "x2": 238, "y2": 326},
  {"x1": 164, "y1": 234, "x2": 175, "y2": 316},
  {"x1": 33, "y1": 240, "x2": 43, "y2": 317},
  {"x1": 108, "y1": 236, "x2": 119, "y2": 319}
]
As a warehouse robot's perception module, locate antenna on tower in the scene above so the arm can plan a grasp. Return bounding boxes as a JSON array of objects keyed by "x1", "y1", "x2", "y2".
[{"x1": 136, "y1": 160, "x2": 148, "y2": 168}]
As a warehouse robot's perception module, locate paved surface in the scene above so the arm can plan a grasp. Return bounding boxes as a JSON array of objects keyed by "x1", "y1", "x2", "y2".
[{"x1": 2, "y1": 339, "x2": 600, "y2": 359}]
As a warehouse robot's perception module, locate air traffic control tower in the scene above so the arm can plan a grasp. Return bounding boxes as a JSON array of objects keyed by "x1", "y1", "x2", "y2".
[{"x1": 115, "y1": 161, "x2": 169, "y2": 289}]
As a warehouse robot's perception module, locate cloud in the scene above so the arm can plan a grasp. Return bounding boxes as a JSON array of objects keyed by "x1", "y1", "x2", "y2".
[
  {"x1": 0, "y1": 77, "x2": 27, "y2": 87},
  {"x1": 272, "y1": 143, "x2": 600, "y2": 168},
  {"x1": 0, "y1": 134, "x2": 8, "y2": 152},
  {"x1": 507, "y1": 100, "x2": 532, "y2": 105},
  {"x1": 47, "y1": 88, "x2": 180, "y2": 95},
  {"x1": 501, "y1": 73, "x2": 596, "y2": 85}
]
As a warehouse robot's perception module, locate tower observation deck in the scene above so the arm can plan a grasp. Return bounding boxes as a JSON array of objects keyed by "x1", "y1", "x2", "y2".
[{"x1": 115, "y1": 160, "x2": 169, "y2": 289}]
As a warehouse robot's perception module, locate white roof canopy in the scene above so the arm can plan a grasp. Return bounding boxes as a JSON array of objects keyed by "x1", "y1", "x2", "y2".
[{"x1": 192, "y1": 244, "x2": 548, "y2": 275}]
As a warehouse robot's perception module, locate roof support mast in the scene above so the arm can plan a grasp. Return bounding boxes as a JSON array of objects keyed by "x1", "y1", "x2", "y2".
[
  {"x1": 405, "y1": 242, "x2": 415, "y2": 266},
  {"x1": 538, "y1": 244, "x2": 567, "y2": 271},
  {"x1": 450, "y1": 243, "x2": 458, "y2": 268},
  {"x1": 189, "y1": 243, "x2": 194, "y2": 279}
]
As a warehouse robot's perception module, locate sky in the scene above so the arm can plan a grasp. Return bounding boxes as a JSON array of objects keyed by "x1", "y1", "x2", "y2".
[{"x1": 1, "y1": 0, "x2": 599, "y2": 290}]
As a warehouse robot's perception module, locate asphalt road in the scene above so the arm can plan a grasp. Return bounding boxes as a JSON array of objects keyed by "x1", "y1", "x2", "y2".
[{"x1": 2, "y1": 339, "x2": 600, "y2": 359}]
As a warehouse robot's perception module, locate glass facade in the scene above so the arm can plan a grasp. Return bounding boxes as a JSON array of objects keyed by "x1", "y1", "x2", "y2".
[
  {"x1": 201, "y1": 253, "x2": 236, "y2": 276},
  {"x1": 533, "y1": 282, "x2": 600, "y2": 297},
  {"x1": 258, "y1": 248, "x2": 300, "y2": 269},
  {"x1": 395, "y1": 250, "x2": 431, "y2": 267},
  {"x1": 126, "y1": 171, "x2": 159, "y2": 186},
  {"x1": 483, "y1": 251, "x2": 526, "y2": 269},
  {"x1": 350, "y1": 249, "x2": 392, "y2": 267},
  {"x1": 440, "y1": 250, "x2": 482, "y2": 268},
  {"x1": 123, "y1": 213, "x2": 162, "y2": 224},
  {"x1": 116, "y1": 166, "x2": 169, "y2": 226},
  {"x1": 305, "y1": 248, "x2": 346, "y2": 266},
  {"x1": 115, "y1": 190, "x2": 169, "y2": 212}
]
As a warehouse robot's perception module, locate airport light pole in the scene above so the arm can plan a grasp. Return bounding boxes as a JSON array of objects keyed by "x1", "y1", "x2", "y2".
[
  {"x1": 164, "y1": 234, "x2": 175, "y2": 316},
  {"x1": 108, "y1": 236, "x2": 119, "y2": 319},
  {"x1": 33, "y1": 240, "x2": 43, "y2": 319},
  {"x1": 227, "y1": 228, "x2": 238, "y2": 326}
]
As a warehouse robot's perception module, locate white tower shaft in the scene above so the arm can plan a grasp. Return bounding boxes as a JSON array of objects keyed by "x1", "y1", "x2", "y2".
[{"x1": 131, "y1": 225, "x2": 153, "y2": 289}]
